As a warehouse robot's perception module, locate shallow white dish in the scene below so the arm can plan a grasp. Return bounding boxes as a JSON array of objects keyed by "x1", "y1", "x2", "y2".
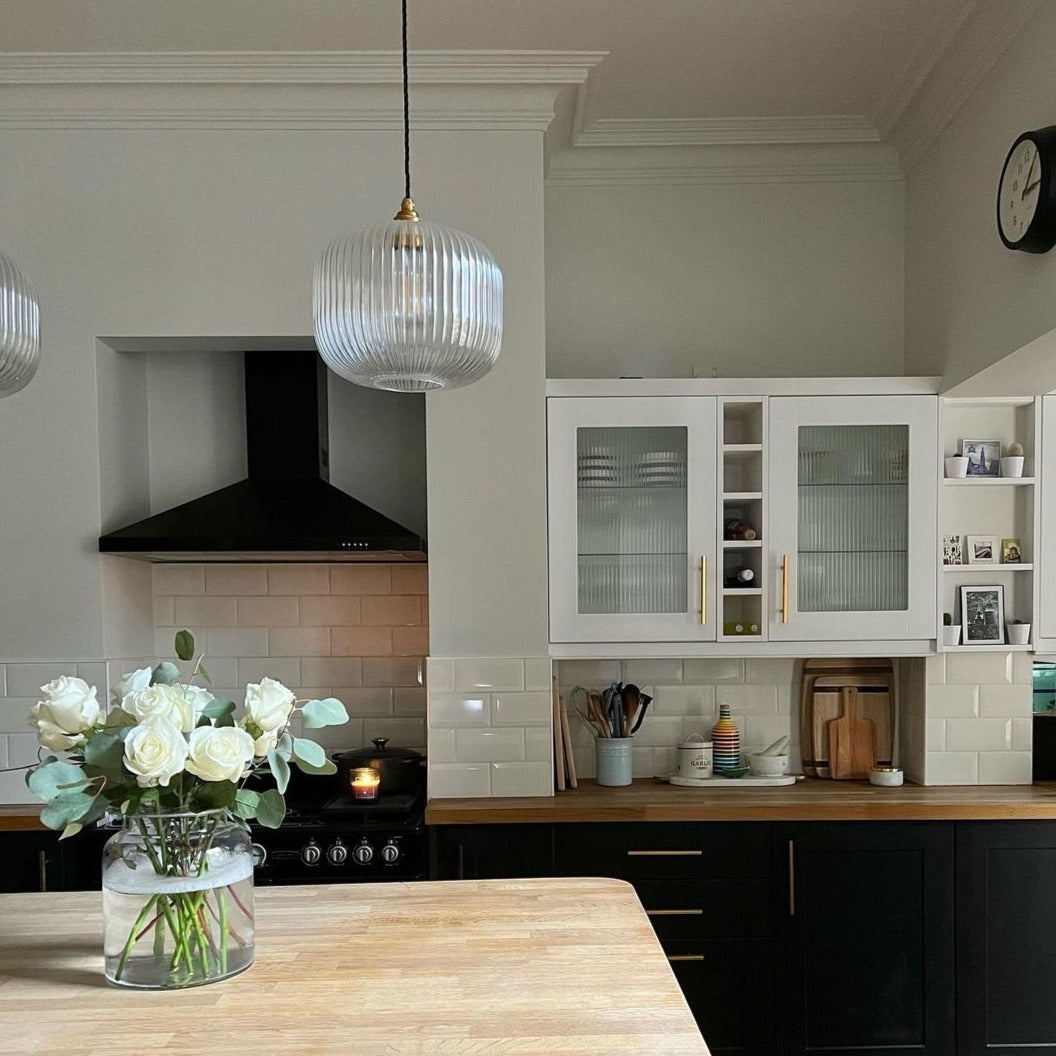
[{"x1": 667, "y1": 774, "x2": 796, "y2": 788}]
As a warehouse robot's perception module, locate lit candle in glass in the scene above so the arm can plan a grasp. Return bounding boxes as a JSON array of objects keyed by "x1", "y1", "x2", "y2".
[{"x1": 351, "y1": 767, "x2": 380, "y2": 800}]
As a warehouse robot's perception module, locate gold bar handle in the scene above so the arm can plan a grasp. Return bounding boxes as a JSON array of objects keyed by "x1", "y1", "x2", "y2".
[
  {"x1": 646, "y1": 909, "x2": 704, "y2": 917},
  {"x1": 627, "y1": 849, "x2": 703, "y2": 857},
  {"x1": 38, "y1": 850, "x2": 47, "y2": 893},
  {"x1": 788, "y1": 839, "x2": 795, "y2": 917},
  {"x1": 668, "y1": 954, "x2": 705, "y2": 963},
  {"x1": 781, "y1": 553, "x2": 790, "y2": 624},
  {"x1": 700, "y1": 555, "x2": 707, "y2": 625}
]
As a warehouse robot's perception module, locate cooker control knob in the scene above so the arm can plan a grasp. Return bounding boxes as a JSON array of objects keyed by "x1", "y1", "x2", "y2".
[
  {"x1": 353, "y1": 840, "x2": 374, "y2": 866},
  {"x1": 300, "y1": 840, "x2": 322, "y2": 867},
  {"x1": 381, "y1": 840, "x2": 400, "y2": 865},
  {"x1": 250, "y1": 843, "x2": 267, "y2": 868},
  {"x1": 327, "y1": 839, "x2": 348, "y2": 866}
]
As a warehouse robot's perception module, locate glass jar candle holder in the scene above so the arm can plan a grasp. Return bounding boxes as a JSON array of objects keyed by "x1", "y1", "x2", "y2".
[{"x1": 351, "y1": 767, "x2": 381, "y2": 800}]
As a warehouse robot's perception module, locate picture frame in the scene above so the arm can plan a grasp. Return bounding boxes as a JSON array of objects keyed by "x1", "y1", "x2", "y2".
[
  {"x1": 961, "y1": 438, "x2": 1001, "y2": 476},
  {"x1": 942, "y1": 534, "x2": 963, "y2": 565},
  {"x1": 1001, "y1": 537, "x2": 1022, "y2": 564},
  {"x1": 961, "y1": 584, "x2": 1005, "y2": 644},
  {"x1": 966, "y1": 534, "x2": 996, "y2": 564}
]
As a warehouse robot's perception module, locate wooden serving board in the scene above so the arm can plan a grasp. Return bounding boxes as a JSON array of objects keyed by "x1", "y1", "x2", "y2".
[{"x1": 827, "y1": 687, "x2": 878, "y2": 780}]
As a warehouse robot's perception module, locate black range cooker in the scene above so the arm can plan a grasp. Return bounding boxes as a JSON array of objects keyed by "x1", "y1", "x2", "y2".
[{"x1": 250, "y1": 788, "x2": 425, "y2": 885}]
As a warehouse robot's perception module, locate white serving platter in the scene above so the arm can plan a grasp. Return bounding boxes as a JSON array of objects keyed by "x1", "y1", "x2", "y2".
[{"x1": 667, "y1": 774, "x2": 797, "y2": 788}]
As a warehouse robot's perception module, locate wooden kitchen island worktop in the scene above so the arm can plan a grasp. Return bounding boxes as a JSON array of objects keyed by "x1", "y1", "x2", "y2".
[
  {"x1": 0, "y1": 878, "x2": 708, "y2": 1056},
  {"x1": 426, "y1": 777, "x2": 1056, "y2": 823}
]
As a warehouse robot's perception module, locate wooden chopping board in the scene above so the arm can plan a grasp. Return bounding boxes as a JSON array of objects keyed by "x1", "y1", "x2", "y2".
[
  {"x1": 801, "y1": 659, "x2": 893, "y2": 778},
  {"x1": 827, "y1": 686, "x2": 877, "y2": 780}
]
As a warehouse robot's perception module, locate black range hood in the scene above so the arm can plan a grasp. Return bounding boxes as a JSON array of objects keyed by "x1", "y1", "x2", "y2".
[{"x1": 99, "y1": 352, "x2": 426, "y2": 563}]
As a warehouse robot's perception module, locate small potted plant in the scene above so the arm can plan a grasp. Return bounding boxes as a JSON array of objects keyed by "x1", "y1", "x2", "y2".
[
  {"x1": 1007, "y1": 617, "x2": 1031, "y2": 645},
  {"x1": 1000, "y1": 441, "x2": 1025, "y2": 478},
  {"x1": 945, "y1": 453, "x2": 969, "y2": 478},
  {"x1": 942, "y1": 612, "x2": 961, "y2": 646}
]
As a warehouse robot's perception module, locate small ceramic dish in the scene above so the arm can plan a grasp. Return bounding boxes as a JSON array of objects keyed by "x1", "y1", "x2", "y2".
[
  {"x1": 868, "y1": 766, "x2": 904, "y2": 787},
  {"x1": 749, "y1": 753, "x2": 789, "y2": 776},
  {"x1": 721, "y1": 766, "x2": 751, "y2": 778}
]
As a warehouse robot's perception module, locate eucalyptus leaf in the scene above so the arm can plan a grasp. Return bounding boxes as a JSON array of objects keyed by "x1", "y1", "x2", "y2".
[
  {"x1": 215, "y1": 711, "x2": 235, "y2": 728},
  {"x1": 267, "y1": 747, "x2": 291, "y2": 794},
  {"x1": 103, "y1": 709, "x2": 136, "y2": 731},
  {"x1": 28, "y1": 761, "x2": 90, "y2": 802},
  {"x1": 291, "y1": 756, "x2": 338, "y2": 777},
  {"x1": 201, "y1": 697, "x2": 235, "y2": 721},
  {"x1": 174, "y1": 629, "x2": 195, "y2": 662},
  {"x1": 151, "y1": 661, "x2": 180, "y2": 686},
  {"x1": 255, "y1": 789, "x2": 286, "y2": 829},
  {"x1": 195, "y1": 781, "x2": 236, "y2": 810},
  {"x1": 275, "y1": 731, "x2": 294, "y2": 762},
  {"x1": 292, "y1": 737, "x2": 326, "y2": 768},
  {"x1": 60, "y1": 822, "x2": 83, "y2": 840},
  {"x1": 82, "y1": 732, "x2": 127, "y2": 783},
  {"x1": 40, "y1": 791, "x2": 96, "y2": 830},
  {"x1": 233, "y1": 789, "x2": 261, "y2": 820},
  {"x1": 194, "y1": 660, "x2": 212, "y2": 684},
  {"x1": 301, "y1": 697, "x2": 349, "y2": 729}
]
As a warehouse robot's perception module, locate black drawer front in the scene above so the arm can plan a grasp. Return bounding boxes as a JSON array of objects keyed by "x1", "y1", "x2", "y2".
[
  {"x1": 663, "y1": 938, "x2": 774, "y2": 1056},
  {"x1": 636, "y1": 879, "x2": 771, "y2": 940},
  {"x1": 555, "y1": 822, "x2": 770, "y2": 880}
]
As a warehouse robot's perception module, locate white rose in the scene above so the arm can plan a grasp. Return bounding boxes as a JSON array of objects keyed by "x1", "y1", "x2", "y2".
[
  {"x1": 28, "y1": 676, "x2": 101, "y2": 751},
  {"x1": 250, "y1": 728, "x2": 279, "y2": 758},
  {"x1": 111, "y1": 667, "x2": 151, "y2": 706},
  {"x1": 121, "y1": 684, "x2": 195, "y2": 733},
  {"x1": 123, "y1": 717, "x2": 189, "y2": 788},
  {"x1": 244, "y1": 678, "x2": 296, "y2": 734},
  {"x1": 184, "y1": 726, "x2": 255, "y2": 783},
  {"x1": 174, "y1": 684, "x2": 213, "y2": 724}
]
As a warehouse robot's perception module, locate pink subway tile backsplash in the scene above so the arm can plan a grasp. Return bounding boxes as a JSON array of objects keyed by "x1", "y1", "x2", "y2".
[
  {"x1": 237, "y1": 595, "x2": 299, "y2": 627},
  {"x1": 332, "y1": 626, "x2": 393, "y2": 656},
  {"x1": 204, "y1": 627, "x2": 269, "y2": 657},
  {"x1": 361, "y1": 595, "x2": 420, "y2": 626},
  {"x1": 268, "y1": 626, "x2": 331, "y2": 657},
  {"x1": 301, "y1": 657, "x2": 363, "y2": 687},
  {"x1": 175, "y1": 595, "x2": 238, "y2": 627},
  {"x1": 236, "y1": 656, "x2": 301, "y2": 687},
  {"x1": 205, "y1": 565, "x2": 267, "y2": 596},
  {"x1": 393, "y1": 626, "x2": 430, "y2": 656},
  {"x1": 299, "y1": 595, "x2": 361, "y2": 626},
  {"x1": 153, "y1": 564, "x2": 205, "y2": 595},
  {"x1": 331, "y1": 565, "x2": 392, "y2": 595},
  {"x1": 391, "y1": 564, "x2": 428, "y2": 595},
  {"x1": 267, "y1": 563, "x2": 330, "y2": 596},
  {"x1": 362, "y1": 657, "x2": 422, "y2": 687},
  {"x1": 334, "y1": 687, "x2": 394, "y2": 717}
]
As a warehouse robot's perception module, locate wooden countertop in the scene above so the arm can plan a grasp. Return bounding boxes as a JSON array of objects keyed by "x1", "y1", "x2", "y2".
[
  {"x1": 426, "y1": 778, "x2": 1056, "y2": 824},
  {"x1": 0, "y1": 879, "x2": 708, "y2": 1056},
  {"x1": 0, "y1": 805, "x2": 43, "y2": 831}
]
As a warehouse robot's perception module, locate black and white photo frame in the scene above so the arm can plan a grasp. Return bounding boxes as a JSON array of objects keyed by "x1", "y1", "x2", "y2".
[{"x1": 960, "y1": 584, "x2": 1005, "y2": 645}]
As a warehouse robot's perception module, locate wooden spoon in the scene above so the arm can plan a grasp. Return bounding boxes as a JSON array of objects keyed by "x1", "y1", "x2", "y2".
[{"x1": 621, "y1": 684, "x2": 641, "y2": 737}]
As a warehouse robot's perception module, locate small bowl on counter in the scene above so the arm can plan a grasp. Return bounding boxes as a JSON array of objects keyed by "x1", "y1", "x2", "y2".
[
  {"x1": 748, "y1": 753, "x2": 789, "y2": 777},
  {"x1": 868, "y1": 766, "x2": 904, "y2": 787}
]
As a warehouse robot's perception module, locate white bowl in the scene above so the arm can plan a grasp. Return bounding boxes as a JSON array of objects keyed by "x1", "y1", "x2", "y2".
[{"x1": 749, "y1": 753, "x2": 789, "y2": 776}]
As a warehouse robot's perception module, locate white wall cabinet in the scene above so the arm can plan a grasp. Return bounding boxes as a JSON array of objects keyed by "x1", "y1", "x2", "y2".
[
  {"x1": 767, "y1": 396, "x2": 937, "y2": 641},
  {"x1": 547, "y1": 397, "x2": 718, "y2": 642}
]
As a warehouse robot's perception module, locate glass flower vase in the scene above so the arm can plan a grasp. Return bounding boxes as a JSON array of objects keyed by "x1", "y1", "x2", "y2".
[{"x1": 102, "y1": 810, "x2": 255, "y2": 989}]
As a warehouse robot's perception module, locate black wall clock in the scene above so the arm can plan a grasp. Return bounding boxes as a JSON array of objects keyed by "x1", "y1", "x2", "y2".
[{"x1": 997, "y1": 125, "x2": 1056, "y2": 252}]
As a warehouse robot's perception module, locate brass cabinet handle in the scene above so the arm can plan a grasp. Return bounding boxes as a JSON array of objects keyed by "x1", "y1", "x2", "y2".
[
  {"x1": 781, "y1": 554, "x2": 790, "y2": 624},
  {"x1": 38, "y1": 850, "x2": 47, "y2": 893},
  {"x1": 668, "y1": 954, "x2": 705, "y2": 963},
  {"x1": 700, "y1": 555, "x2": 707, "y2": 625},
  {"x1": 788, "y1": 839, "x2": 795, "y2": 917},
  {"x1": 627, "y1": 849, "x2": 703, "y2": 857},
  {"x1": 646, "y1": 909, "x2": 704, "y2": 917}
]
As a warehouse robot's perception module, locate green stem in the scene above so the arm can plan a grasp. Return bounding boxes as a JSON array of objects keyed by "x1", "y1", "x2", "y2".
[
  {"x1": 217, "y1": 886, "x2": 229, "y2": 974},
  {"x1": 115, "y1": 895, "x2": 158, "y2": 982}
]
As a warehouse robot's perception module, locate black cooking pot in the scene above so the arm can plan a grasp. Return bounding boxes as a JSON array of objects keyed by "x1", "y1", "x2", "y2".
[{"x1": 334, "y1": 738, "x2": 425, "y2": 796}]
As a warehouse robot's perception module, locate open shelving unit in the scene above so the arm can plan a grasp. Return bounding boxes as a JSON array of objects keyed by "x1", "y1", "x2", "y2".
[
  {"x1": 938, "y1": 397, "x2": 1038, "y2": 651},
  {"x1": 719, "y1": 397, "x2": 766, "y2": 640}
]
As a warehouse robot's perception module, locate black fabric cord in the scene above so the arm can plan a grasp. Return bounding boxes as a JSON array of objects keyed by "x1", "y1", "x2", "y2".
[{"x1": 402, "y1": 0, "x2": 411, "y2": 200}]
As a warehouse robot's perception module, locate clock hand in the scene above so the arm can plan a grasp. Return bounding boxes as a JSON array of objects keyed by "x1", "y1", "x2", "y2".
[{"x1": 1022, "y1": 177, "x2": 1041, "y2": 199}]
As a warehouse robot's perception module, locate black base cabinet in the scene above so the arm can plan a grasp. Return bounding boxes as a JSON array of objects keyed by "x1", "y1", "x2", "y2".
[
  {"x1": 772, "y1": 822, "x2": 956, "y2": 1056},
  {"x1": 956, "y1": 821, "x2": 1056, "y2": 1056},
  {"x1": 553, "y1": 822, "x2": 774, "y2": 1056},
  {"x1": 2, "y1": 830, "x2": 70, "y2": 892},
  {"x1": 429, "y1": 824, "x2": 555, "y2": 880}
]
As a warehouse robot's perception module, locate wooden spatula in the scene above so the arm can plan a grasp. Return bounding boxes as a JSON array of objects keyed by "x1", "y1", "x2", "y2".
[{"x1": 828, "y1": 687, "x2": 877, "y2": 780}]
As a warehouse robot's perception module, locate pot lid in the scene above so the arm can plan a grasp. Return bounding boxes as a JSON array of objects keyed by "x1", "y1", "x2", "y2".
[{"x1": 339, "y1": 738, "x2": 422, "y2": 762}]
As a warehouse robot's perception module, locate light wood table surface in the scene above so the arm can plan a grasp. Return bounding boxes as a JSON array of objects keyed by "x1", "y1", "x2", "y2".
[{"x1": 0, "y1": 878, "x2": 709, "y2": 1056}]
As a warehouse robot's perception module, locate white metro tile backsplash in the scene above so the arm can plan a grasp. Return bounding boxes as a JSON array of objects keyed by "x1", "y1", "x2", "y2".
[
  {"x1": 428, "y1": 657, "x2": 553, "y2": 797},
  {"x1": 557, "y1": 657, "x2": 799, "y2": 782}
]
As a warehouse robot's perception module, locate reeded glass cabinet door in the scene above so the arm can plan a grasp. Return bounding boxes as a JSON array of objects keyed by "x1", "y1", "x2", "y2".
[
  {"x1": 768, "y1": 397, "x2": 937, "y2": 641},
  {"x1": 547, "y1": 397, "x2": 717, "y2": 642}
]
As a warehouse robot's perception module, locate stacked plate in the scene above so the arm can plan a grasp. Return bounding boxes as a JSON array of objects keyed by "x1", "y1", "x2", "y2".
[
  {"x1": 578, "y1": 446, "x2": 617, "y2": 487},
  {"x1": 635, "y1": 451, "x2": 684, "y2": 487}
]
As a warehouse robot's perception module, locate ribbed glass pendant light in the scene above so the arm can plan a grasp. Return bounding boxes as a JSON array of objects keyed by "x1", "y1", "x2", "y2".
[
  {"x1": 312, "y1": 0, "x2": 502, "y2": 392},
  {"x1": 0, "y1": 249, "x2": 40, "y2": 398}
]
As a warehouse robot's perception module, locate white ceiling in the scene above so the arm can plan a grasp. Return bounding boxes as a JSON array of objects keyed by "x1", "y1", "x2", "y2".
[{"x1": 0, "y1": 0, "x2": 974, "y2": 128}]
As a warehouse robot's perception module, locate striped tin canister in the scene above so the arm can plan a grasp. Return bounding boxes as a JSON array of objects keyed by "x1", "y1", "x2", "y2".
[{"x1": 711, "y1": 703, "x2": 741, "y2": 772}]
